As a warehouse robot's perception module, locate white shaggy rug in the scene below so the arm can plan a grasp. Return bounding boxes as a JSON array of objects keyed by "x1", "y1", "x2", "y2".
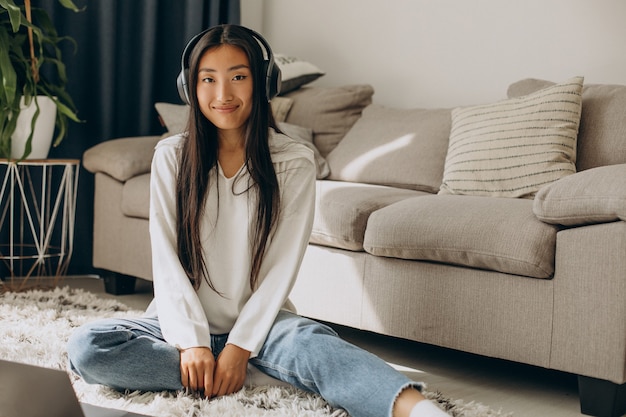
[{"x1": 0, "y1": 286, "x2": 512, "y2": 417}]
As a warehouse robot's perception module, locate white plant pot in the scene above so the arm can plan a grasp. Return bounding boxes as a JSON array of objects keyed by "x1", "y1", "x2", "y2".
[{"x1": 11, "y1": 95, "x2": 57, "y2": 160}]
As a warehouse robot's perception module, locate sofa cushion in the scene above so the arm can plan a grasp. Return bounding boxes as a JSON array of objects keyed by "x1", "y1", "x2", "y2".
[
  {"x1": 154, "y1": 102, "x2": 189, "y2": 135},
  {"x1": 121, "y1": 173, "x2": 151, "y2": 219},
  {"x1": 83, "y1": 136, "x2": 161, "y2": 182},
  {"x1": 275, "y1": 54, "x2": 325, "y2": 94},
  {"x1": 364, "y1": 194, "x2": 559, "y2": 279},
  {"x1": 506, "y1": 78, "x2": 554, "y2": 98},
  {"x1": 282, "y1": 84, "x2": 375, "y2": 157},
  {"x1": 325, "y1": 104, "x2": 451, "y2": 193},
  {"x1": 439, "y1": 76, "x2": 583, "y2": 198},
  {"x1": 271, "y1": 97, "x2": 294, "y2": 122},
  {"x1": 508, "y1": 79, "x2": 626, "y2": 171},
  {"x1": 278, "y1": 122, "x2": 329, "y2": 179},
  {"x1": 533, "y1": 164, "x2": 626, "y2": 226},
  {"x1": 312, "y1": 180, "x2": 425, "y2": 251}
]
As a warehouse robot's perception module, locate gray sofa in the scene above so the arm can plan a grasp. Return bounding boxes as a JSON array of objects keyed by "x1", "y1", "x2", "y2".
[{"x1": 83, "y1": 79, "x2": 626, "y2": 417}]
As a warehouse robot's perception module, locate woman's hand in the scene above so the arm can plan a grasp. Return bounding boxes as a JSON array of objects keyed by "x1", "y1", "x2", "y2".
[
  {"x1": 212, "y1": 344, "x2": 251, "y2": 397},
  {"x1": 180, "y1": 346, "x2": 215, "y2": 396}
]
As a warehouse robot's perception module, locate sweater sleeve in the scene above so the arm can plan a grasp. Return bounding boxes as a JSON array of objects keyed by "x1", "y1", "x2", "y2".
[
  {"x1": 226, "y1": 154, "x2": 316, "y2": 357},
  {"x1": 149, "y1": 137, "x2": 212, "y2": 350}
]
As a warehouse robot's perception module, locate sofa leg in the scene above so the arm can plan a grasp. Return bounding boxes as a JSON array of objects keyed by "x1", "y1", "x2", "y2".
[
  {"x1": 101, "y1": 272, "x2": 137, "y2": 295},
  {"x1": 578, "y1": 375, "x2": 626, "y2": 417}
]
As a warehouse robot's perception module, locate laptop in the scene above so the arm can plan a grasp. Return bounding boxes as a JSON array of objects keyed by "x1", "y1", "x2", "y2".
[{"x1": 0, "y1": 359, "x2": 151, "y2": 417}]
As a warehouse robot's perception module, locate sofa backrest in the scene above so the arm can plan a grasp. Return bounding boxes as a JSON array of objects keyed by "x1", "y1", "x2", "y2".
[{"x1": 508, "y1": 78, "x2": 626, "y2": 171}]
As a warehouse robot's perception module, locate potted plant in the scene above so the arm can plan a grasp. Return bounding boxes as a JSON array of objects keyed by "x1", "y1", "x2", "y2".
[{"x1": 0, "y1": 0, "x2": 83, "y2": 160}]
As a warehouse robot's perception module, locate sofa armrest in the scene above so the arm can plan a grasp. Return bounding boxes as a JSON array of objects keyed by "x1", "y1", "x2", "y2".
[
  {"x1": 533, "y1": 164, "x2": 626, "y2": 226},
  {"x1": 83, "y1": 135, "x2": 162, "y2": 182}
]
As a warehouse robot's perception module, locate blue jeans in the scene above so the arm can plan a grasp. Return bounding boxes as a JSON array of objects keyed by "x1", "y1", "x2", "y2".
[{"x1": 67, "y1": 310, "x2": 422, "y2": 417}]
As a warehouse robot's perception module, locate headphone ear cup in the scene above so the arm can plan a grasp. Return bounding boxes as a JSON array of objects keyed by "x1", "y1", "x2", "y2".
[
  {"x1": 267, "y1": 63, "x2": 282, "y2": 100},
  {"x1": 177, "y1": 69, "x2": 190, "y2": 105}
]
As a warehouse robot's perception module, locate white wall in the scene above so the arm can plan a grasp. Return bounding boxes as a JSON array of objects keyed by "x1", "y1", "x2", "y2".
[{"x1": 242, "y1": 0, "x2": 626, "y2": 108}]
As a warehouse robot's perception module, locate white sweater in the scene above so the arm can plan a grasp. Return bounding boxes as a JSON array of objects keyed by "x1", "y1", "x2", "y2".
[{"x1": 145, "y1": 131, "x2": 316, "y2": 357}]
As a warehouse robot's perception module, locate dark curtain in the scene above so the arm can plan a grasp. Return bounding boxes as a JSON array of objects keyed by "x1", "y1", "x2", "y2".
[{"x1": 33, "y1": 0, "x2": 240, "y2": 276}]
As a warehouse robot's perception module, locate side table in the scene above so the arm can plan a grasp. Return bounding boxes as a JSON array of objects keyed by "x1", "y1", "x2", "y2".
[{"x1": 0, "y1": 159, "x2": 80, "y2": 291}]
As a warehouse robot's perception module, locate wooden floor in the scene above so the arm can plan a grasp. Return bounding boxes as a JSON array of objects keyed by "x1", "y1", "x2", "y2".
[{"x1": 65, "y1": 276, "x2": 592, "y2": 417}]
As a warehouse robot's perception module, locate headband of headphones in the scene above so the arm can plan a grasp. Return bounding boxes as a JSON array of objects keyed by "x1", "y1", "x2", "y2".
[{"x1": 176, "y1": 25, "x2": 281, "y2": 104}]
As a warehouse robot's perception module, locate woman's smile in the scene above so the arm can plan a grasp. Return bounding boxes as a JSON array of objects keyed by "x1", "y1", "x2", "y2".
[{"x1": 213, "y1": 104, "x2": 239, "y2": 112}]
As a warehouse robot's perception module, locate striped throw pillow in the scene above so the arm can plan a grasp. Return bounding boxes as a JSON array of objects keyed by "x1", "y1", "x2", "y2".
[{"x1": 439, "y1": 76, "x2": 583, "y2": 198}]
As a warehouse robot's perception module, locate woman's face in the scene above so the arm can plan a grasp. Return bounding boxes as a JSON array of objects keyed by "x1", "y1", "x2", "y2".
[{"x1": 196, "y1": 44, "x2": 254, "y2": 138}]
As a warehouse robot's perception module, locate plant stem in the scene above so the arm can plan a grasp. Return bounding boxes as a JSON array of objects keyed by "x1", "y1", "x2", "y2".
[{"x1": 24, "y1": 0, "x2": 39, "y2": 84}]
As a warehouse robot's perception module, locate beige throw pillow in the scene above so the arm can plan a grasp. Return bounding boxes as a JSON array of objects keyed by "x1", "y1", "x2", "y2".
[
  {"x1": 282, "y1": 85, "x2": 375, "y2": 157},
  {"x1": 154, "y1": 102, "x2": 189, "y2": 135},
  {"x1": 274, "y1": 54, "x2": 325, "y2": 94},
  {"x1": 533, "y1": 164, "x2": 626, "y2": 226},
  {"x1": 439, "y1": 76, "x2": 584, "y2": 198},
  {"x1": 508, "y1": 78, "x2": 626, "y2": 171},
  {"x1": 270, "y1": 97, "x2": 294, "y2": 122},
  {"x1": 326, "y1": 104, "x2": 451, "y2": 193},
  {"x1": 278, "y1": 122, "x2": 330, "y2": 179}
]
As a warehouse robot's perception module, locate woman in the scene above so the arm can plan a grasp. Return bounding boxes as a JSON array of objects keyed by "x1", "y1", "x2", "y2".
[{"x1": 68, "y1": 24, "x2": 449, "y2": 417}]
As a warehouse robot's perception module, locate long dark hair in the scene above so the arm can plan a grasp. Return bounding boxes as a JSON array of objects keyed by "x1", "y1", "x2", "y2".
[{"x1": 176, "y1": 25, "x2": 280, "y2": 292}]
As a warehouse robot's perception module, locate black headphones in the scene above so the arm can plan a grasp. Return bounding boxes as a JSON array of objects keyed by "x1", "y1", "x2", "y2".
[{"x1": 176, "y1": 25, "x2": 281, "y2": 104}]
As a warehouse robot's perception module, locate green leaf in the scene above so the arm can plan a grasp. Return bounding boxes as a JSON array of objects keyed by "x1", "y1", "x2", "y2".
[
  {"x1": 0, "y1": 95, "x2": 20, "y2": 159},
  {"x1": 0, "y1": 102, "x2": 18, "y2": 158},
  {"x1": 52, "y1": 113, "x2": 67, "y2": 147},
  {"x1": 18, "y1": 100, "x2": 40, "y2": 160},
  {"x1": 0, "y1": 0, "x2": 22, "y2": 32},
  {"x1": 57, "y1": 0, "x2": 85, "y2": 13},
  {"x1": 53, "y1": 98, "x2": 81, "y2": 123},
  {"x1": 0, "y1": 29, "x2": 17, "y2": 105},
  {"x1": 45, "y1": 57, "x2": 67, "y2": 83}
]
